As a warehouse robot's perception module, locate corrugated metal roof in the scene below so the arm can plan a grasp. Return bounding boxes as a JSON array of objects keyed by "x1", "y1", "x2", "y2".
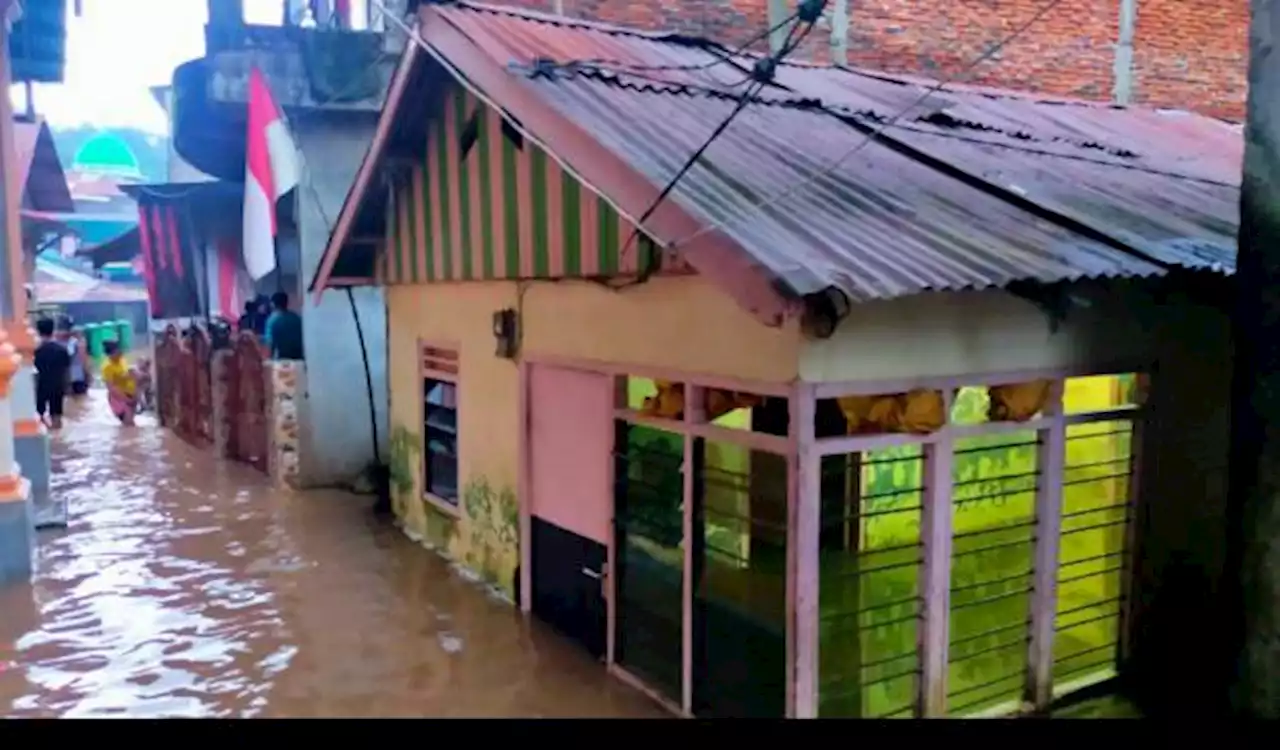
[
  {"x1": 528, "y1": 76, "x2": 1162, "y2": 300},
  {"x1": 425, "y1": 1, "x2": 1238, "y2": 300}
]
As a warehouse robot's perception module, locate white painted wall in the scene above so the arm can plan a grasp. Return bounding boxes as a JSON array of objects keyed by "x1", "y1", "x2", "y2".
[
  {"x1": 293, "y1": 117, "x2": 389, "y2": 488},
  {"x1": 800, "y1": 285, "x2": 1160, "y2": 383}
]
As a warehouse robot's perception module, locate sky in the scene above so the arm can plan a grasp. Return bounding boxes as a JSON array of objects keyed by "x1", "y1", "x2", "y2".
[{"x1": 13, "y1": 0, "x2": 287, "y2": 134}]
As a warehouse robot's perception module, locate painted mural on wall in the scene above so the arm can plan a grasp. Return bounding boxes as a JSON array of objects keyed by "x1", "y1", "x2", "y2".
[{"x1": 388, "y1": 420, "x2": 520, "y2": 598}]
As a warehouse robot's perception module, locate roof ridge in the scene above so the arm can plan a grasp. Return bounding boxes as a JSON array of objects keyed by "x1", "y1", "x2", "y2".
[
  {"x1": 448, "y1": 0, "x2": 737, "y2": 52},
  {"x1": 525, "y1": 65, "x2": 1235, "y2": 182},
  {"x1": 448, "y1": 2, "x2": 1237, "y2": 126}
]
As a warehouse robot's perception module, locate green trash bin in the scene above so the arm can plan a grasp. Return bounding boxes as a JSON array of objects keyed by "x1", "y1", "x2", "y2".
[
  {"x1": 84, "y1": 323, "x2": 104, "y2": 359},
  {"x1": 114, "y1": 320, "x2": 133, "y2": 353}
]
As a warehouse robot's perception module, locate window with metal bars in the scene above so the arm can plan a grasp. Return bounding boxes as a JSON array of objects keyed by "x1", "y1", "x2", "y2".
[
  {"x1": 420, "y1": 344, "x2": 459, "y2": 504},
  {"x1": 811, "y1": 373, "x2": 1145, "y2": 718},
  {"x1": 692, "y1": 440, "x2": 788, "y2": 717},
  {"x1": 818, "y1": 446, "x2": 924, "y2": 719},
  {"x1": 1052, "y1": 419, "x2": 1135, "y2": 696},
  {"x1": 946, "y1": 430, "x2": 1040, "y2": 717}
]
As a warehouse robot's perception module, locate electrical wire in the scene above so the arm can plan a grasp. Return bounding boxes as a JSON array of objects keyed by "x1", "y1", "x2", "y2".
[
  {"x1": 608, "y1": 5, "x2": 826, "y2": 288},
  {"x1": 665, "y1": 0, "x2": 1073, "y2": 252}
]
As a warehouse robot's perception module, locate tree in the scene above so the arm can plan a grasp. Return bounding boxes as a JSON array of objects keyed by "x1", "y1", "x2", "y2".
[{"x1": 1226, "y1": 0, "x2": 1280, "y2": 719}]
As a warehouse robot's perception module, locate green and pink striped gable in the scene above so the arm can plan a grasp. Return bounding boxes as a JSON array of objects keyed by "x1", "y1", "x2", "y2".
[{"x1": 380, "y1": 85, "x2": 684, "y2": 285}]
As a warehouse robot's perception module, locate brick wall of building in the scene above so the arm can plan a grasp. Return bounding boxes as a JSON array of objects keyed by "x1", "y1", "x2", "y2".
[{"x1": 485, "y1": 0, "x2": 1249, "y2": 121}]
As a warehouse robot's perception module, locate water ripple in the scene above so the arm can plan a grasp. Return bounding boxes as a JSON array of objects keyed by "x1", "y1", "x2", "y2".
[{"x1": 0, "y1": 390, "x2": 663, "y2": 718}]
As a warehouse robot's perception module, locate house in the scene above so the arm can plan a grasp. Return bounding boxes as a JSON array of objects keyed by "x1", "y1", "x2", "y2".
[
  {"x1": 152, "y1": 0, "x2": 414, "y2": 488},
  {"x1": 310, "y1": 2, "x2": 1239, "y2": 719}
]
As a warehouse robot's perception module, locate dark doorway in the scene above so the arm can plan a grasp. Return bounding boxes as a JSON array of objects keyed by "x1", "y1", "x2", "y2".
[
  {"x1": 614, "y1": 420, "x2": 686, "y2": 704},
  {"x1": 531, "y1": 516, "x2": 607, "y2": 659}
]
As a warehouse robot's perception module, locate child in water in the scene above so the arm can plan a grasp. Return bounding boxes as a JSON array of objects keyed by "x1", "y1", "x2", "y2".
[{"x1": 100, "y1": 340, "x2": 138, "y2": 426}]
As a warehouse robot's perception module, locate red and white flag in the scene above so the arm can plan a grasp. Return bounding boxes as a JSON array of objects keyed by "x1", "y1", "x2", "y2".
[{"x1": 243, "y1": 67, "x2": 299, "y2": 280}]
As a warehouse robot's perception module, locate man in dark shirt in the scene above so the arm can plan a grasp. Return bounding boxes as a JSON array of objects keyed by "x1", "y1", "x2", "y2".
[
  {"x1": 263, "y1": 292, "x2": 304, "y2": 360},
  {"x1": 33, "y1": 317, "x2": 71, "y2": 430}
]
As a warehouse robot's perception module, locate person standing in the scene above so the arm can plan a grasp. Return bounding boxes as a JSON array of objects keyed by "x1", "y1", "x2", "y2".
[
  {"x1": 262, "y1": 291, "x2": 304, "y2": 360},
  {"x1": 100, "y1": 340, "x2": 138, "y2": 426},
  {"x1": 56, "y1": 319, "x2": 89, "y2": 397},
  {"x1": 237, "y1": 300, "x2": 259, "y2": 335},
  {"x1": 33, "y1": 317, "x2": 71, "y2": 430}
]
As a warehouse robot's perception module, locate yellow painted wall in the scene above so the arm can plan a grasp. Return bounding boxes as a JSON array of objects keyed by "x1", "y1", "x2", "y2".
[{"x1": 386, "y1": 274, "x2": 799, "y2": 595}]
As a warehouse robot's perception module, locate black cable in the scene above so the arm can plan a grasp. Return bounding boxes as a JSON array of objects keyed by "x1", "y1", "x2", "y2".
[
  {"x1": 607, "y1": 5, "x2": 826, "y2": 290},
  {"x1": 345, "y1": 286, "x2": 391, "y2": 513}
]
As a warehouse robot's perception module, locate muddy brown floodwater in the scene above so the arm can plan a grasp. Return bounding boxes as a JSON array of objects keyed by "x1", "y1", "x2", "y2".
[{"x1": 0, "y1": 391, "x2": 666, "y2": 718}]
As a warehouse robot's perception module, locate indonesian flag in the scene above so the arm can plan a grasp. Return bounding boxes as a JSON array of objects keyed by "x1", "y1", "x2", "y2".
[{"x1": 243, "y1": 67, "x2": 299, "y2": 280}]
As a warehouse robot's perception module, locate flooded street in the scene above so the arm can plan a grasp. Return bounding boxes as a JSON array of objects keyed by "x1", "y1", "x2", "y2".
[{"x1": 0, "y1": 391, "x2": 664, "y2": 718}]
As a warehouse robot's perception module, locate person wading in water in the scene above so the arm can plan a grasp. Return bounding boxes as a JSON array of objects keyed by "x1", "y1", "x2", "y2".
[
  {"x1": 101, "y1": 341, "x2": 139, "y2": 426},
  {"x1": 34, "y1": 317, "x2": 71, "y2": 430},
  {"x1": 56, "y1": 318, "x2": 89, "y2": 398}
]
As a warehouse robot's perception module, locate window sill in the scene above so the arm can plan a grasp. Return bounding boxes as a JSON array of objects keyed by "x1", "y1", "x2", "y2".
[{"x1": 422, "y1": 491, "x2": 461, "y2": 518}]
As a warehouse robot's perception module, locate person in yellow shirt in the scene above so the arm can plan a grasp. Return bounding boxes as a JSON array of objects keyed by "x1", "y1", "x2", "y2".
[{"x1": 100, "y1": 341, "x2": 138, "y2": 426}]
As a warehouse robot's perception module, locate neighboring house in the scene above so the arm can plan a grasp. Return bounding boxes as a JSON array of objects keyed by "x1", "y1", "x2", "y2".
[
  {"x1": 311, "y1": 3, "x2": 1238, "y2": 719},
  {"x1": 13, "y1": 118, "x2": 74, "y2": 300},
  {"x1": 485, "y1": 0, "x2": 1248, "y2": 120},
  {"x1": 150, "y1": 85, "x2": 216, "y2": 184},
  {"x1": 31, "y1": 259, "x2": 149, "y2": 335}
]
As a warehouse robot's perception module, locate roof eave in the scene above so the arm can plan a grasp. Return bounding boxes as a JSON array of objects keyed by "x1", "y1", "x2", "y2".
[
  {"x1": 310, "y1": 5, "x2": 795, "y2": 327},
  {"x1": 438, "y1": 5, "x2": 793, "y2": 324}
]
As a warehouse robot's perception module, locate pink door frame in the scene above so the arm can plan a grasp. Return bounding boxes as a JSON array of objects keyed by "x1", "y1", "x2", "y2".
[{"x1": 517, "y1": 353, "x2": 797, "y2": 718}]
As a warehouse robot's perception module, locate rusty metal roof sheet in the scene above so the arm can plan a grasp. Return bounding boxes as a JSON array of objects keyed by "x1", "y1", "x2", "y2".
[
  {"x1": 426, "y1": 2, "x2": 1237, "y2": 300},
  {"x1": 528, "y1": 76, "x2": 1162, "y2": 300}
]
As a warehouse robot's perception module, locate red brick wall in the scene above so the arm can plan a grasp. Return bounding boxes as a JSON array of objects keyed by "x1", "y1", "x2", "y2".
[
  {"x1": 1130, "y1": 0, "x2": 1248, "y2": 120},
  {"x1": 484, "y1": 0, "x2": 1248, "y2": 121}
]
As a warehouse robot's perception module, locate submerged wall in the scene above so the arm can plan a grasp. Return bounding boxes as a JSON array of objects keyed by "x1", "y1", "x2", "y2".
[
  {"x1": 385, "y1": 274, "x2": 798, "y2": 596},
  {"x1": 294, "y1": 118, "x2": 391, "y2": 489}
]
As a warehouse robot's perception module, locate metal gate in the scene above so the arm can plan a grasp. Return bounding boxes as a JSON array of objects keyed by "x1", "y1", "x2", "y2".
[
  {"x1": 224, "y1": 332, "x2": 268, "y2": 473},
  {"x1": 155, "y1": 324, "x2": 213, "y2": 447},
  {"x1": 182, "y1": 327, "x2": 214, "y2": 446},
  {"x1": 155, "y1": 325, "x2": 182, "y2": 429}
]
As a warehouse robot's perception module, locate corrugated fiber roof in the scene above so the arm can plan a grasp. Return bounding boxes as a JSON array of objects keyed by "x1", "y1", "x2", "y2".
[{"x1": 421, "y1": 2, "x2": 1237, "y2": 301}]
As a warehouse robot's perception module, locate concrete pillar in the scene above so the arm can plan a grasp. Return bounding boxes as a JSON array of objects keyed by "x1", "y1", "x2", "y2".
[
  {"x1": 8, "y1": 324, "x2": 48, "y2": 501},
  {"x1": 828, "y1": 0, "x2": 849, "y2": 66},
  {"x1": 0, "y1": 337, "x2": 33, "y2": 584},
  {"x1": 1113, "y1": 0, "x2": 1137, "y2": 105},
  {"x1": 0, "y1": 8, "x2": 38, "y2": 579},
  {"x1": 768, "y1": 0, "x2": 791, "y2": 55}
]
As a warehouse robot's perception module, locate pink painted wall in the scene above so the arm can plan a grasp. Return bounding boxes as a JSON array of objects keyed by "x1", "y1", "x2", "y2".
[{"x1": 529, "y1": 364, "x2": 614, "y2": 544}]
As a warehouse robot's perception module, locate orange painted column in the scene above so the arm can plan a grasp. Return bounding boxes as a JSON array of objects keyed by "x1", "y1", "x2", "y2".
[
  {"x1": 0, "y1": 337, "x2": 22, "y2": 484},
  {"x1": 0, "y1": 10, "x2": 40, "y2": 443},
  {"x1": 7, "y1": 322, "x2": 39, "y2": 436}
]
